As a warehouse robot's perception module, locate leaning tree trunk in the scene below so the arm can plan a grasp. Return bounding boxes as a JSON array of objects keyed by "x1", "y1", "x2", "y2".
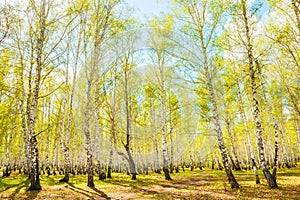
[
  {"x1": 279, "y1": 123, "x2": 291, "y2": 168},
  {"x1": 241, "y1": 0, "x2": 278, "y2": 189},
  {"x1": 257, "y1": 62, "x2": 281, "y2": 180},
  {"x1": 225, "y1": 119, "x2": 241, "y2": 171},
  {"x1": 250, "y1": 70, "x2": 277, "y2": 188},
  {"x1": 247, "y1": 131, "x2": 260, "y2": 184},
  {"x1": 237, "y1": 81, "x2": 260, "y2": 183},
  {"x1": 203, "y1": 49, "x2": 239, "y2": 188}
]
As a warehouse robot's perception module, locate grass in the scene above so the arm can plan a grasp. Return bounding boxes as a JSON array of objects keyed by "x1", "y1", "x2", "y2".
[{"x1": 0, "y1": 166, "x2": 300, "y2": 199}]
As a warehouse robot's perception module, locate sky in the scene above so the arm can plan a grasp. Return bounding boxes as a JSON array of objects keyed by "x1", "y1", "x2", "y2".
[{"x1": 125, "y1": 0, "x2": 172, "y2": 20}]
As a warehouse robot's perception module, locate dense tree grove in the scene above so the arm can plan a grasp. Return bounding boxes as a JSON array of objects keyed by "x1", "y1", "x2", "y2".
[{"x1": 0, "y1": 0, "x2": 299, "y2": 191}]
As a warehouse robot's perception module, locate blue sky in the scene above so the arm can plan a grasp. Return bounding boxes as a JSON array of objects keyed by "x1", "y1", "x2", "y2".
[
  {"x1": 125, "y1": 0, "x2": 269, "y2": 22},
  {"x1": 125, "y1": 0, "x2": 172, "y2": 20}
]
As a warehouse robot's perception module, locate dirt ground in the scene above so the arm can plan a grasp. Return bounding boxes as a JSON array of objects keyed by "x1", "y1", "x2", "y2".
[{"x1": 1, "y1": 167, "x2": 300, "y2": 199}]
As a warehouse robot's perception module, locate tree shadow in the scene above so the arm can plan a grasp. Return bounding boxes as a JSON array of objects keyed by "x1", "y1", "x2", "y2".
[
  {"x1": 4, "y1": 179, "x2": 40, "y2": 200},
  {"x1": 66, "y1": 182, "x2": 94, "y2": 199},
  {"x1": 134, "y1": 186, "x2": 160, "y2": 195},
  {"x1": 90, "y1": 187, "x2": 111, "y2": 199},
  {"x1": 8, "y1": 179, "x2": 29, "y2": 199},
  {"x1": 67, "y1": 182, "x2": 111, "y2": 199},
  {"x1": 24, "y1": 189, "x2": 41, "y2": 200},
  {"x1": 44, "y1": 175, "x2": 63, "y2": 186},
  {"x1": 0, "y1": 179, "x2": 25, "y2": 193}
]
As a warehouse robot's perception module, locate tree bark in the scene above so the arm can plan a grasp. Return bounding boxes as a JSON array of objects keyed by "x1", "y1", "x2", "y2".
[
  {"x1": 159, "y1": 56, "x2": 171, "y2": 181},
  {"x1": 241, "y1": 0, "x2": 278, "y2": 188},
  {"x1": 225, "y1": 119, "x2": 241, "y2": 171},
  {"x1": 150, "y1": 101, "x2": 160, "y2": 173},
  {"x1": 236, "y1": 81, "x2": 260, "y2": 183},
  {"x1": 84, "y1": 82, "x2": 95, "y2": 187},
  {"x1": 203, "y1": 50, "x2": 239, "y2": 188},
  {"x1": 257, "y1": 62, "x2": 281, "y2": 180},
  {"x1": 27, "y1": 2, "x2": 46, "y2": 188},
  {"x1": 124, "y1": 62, "x2": 137, "y2": 180},
  {"x1": 28, "y1": 136, "x2": 41, "y2": 190},
  {"x1": 107, "y1": 149, "x2": 113, "y2": 178},
  {"x1": 279, "y1": 123, "x2": 291, "y2": 168},
  {"x1": 107, "y1": 69, "x2": 117, "y2": 179},
  {"x1": 295, "y1": 116, "x2": 300, "y2": 153}
]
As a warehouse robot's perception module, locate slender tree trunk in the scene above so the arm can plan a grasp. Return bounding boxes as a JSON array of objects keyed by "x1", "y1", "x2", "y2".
[
  {"x1": 84, "y1": 82, "x2": 94, "y2": 187},
  {"x1": 168, "y1": 98, "x2": 175, "y2": 174},
  {"x1": 247, "y1": 132, "x2": 260, "y2": 184},
  {"x1": 249, "y1": 39, "x2": 277, "y2": 189},
  {"x1": 160, "y1": 58, "x2": 171, "y2": 181},
  {"x1": 225, "y1": 120, "x2": 241, "y2": 171},
  {"x1": 107, "y1": 118, "x2": 116, "y2": 179},
  {"x1": 243, "y1": 139, "x2": 250, "y2": 170},
  {"x1": 3, "y1": 136, "x2": 11, "y2": 177},
  {"x1": 169, "y1": 127, "x2": 174, "y2": 173},
  {"x1": 241, "y1": 0, "x2": 277, "y2": 188},
  {"x1": 94, "y1": 105, "x2": 104, "y2": 180},
  {"x1": 60, "y1": 30, "x2": 79, "y2": 183},
  {"x1": 206, "y1": 73, "x2": 238, "y2": 187},
  {"x1": 238, "y1": 85, "x2": 260, "y2": 183},
  {"x1": 124, "y1": 65, "x2": 137, "y2": 180},
  {"x1": 279, "y1": 123, "x2": 291, "y2": 168},
  {"x1": 45, "y1": 103, "x2": 51, "y2": 176},
  {"x1": 25, "y1": 52, "x2": 34, "y2": 179},
  {"x1": 59, "y1": 88, "x2": 69, "y2": 182},
  {"x1": 28, "y1": 23, "x2": 44, "y2": 191},
  {"x1": 16, "y1": 18, "x2": 30, "y2": 176},
  {"x1": 108, "y1": 71, "x2": 117, "y2": 179},
  {"x1": 107, "y1": 149, "x2": 113, "y2": 178},
  {"x1": 203, "y1": 49, "x2": 239, "y2": 188},
  {"x1": 250, "y1": 46, "x2": 277, "y2": 188},
  {"x1": 188, "y1": 133, "x2": 194, "y2": 171},
  {"x1": 257, "y1": 62, "x2": 281, "y2": 180},
  {"x1": 20, "y1": 69, "x2": 30, "y2": 175},
  {"x1": 295, "y1": 116, "x2": 300, "y2": 153},
  {"x1": 150, "y1": 102, "x2": 160, "y2": 173}
]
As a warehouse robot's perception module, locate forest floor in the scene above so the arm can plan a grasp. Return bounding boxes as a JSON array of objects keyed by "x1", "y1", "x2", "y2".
[{"x1": 0, "y1": 165, "x2": 300, "y2": 200}]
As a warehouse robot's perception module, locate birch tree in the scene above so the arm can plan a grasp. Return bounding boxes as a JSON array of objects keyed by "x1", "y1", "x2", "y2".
[
  {"x1": 10, "y1": 0, "x2": 74, "y2": 190},
  {"x1": 80, "y1": 0, "x2": 120, "y2": 187},
  {"x1": 229, "y1": 0, "x2": 278, "y2": 188},
  {"x1": 175, "y1": 0, "x2": 239, "y2": 188}
]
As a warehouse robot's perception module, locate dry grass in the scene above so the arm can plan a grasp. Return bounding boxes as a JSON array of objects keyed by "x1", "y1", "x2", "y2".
[{"x1": 1, "y1": 165, "x2": 300, "y2": 199}]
